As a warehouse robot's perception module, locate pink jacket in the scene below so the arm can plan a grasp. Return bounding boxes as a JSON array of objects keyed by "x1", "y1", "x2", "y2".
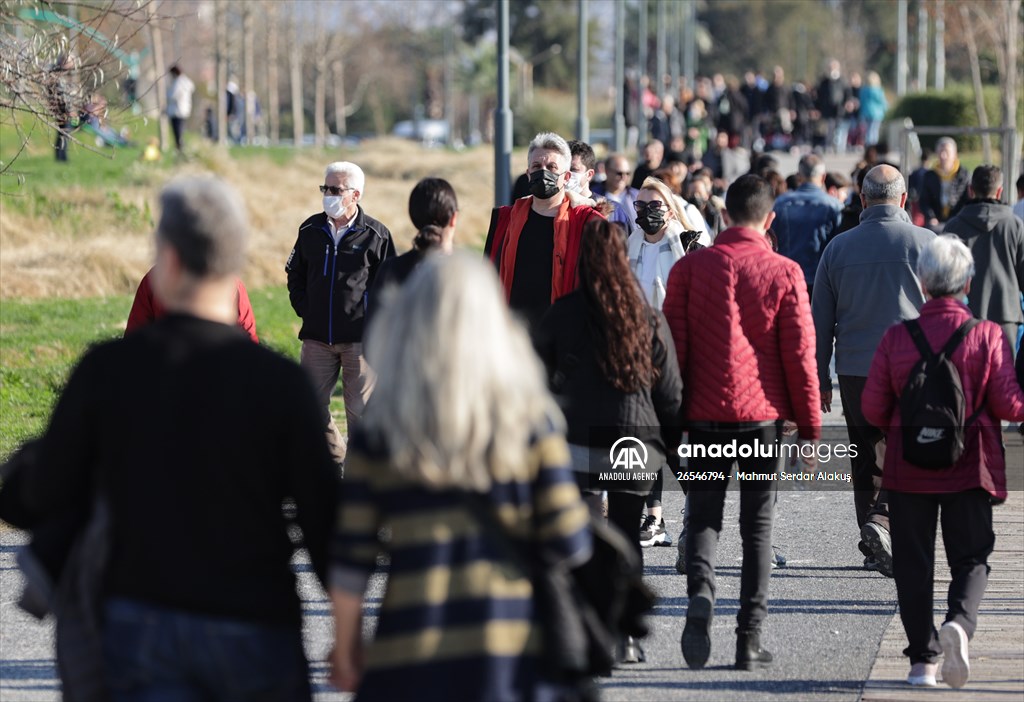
[
  {"x1": 862, "y1": 297, "x2": 1024, "y2": 499},
  {"x1": 663, "y1": 226, "x2": 821, "y2": 439}
]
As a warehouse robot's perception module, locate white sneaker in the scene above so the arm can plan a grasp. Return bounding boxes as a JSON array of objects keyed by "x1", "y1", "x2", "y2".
[
  {"x1": 907, "y1": 662, "x2": 937, "y2": 686},
  {"x1": 940, "y1": 621, "x2": 970, "y2": 689}
]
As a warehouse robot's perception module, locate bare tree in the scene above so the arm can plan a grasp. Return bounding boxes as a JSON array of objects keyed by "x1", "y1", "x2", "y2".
[
  {"x1": 265, "y1": 0, "x2": 280, "y2": 144},
  {"x1": 290, "y1": 10, "x2": 303, "y2": 145},
  {"x1": 243, "y1": 2, "x2": 256, "y2": 145},
  {"x1": 958, "y1": 3, "x2": 992, "y2": 162},
  {"x1": 313, "y1": 2, "x2": 327, "y2": 147},
  {"x1": 0, "y1": 1, "x2": 156, "y2": 172},
  {"x1": 215, "y1": 1, "x2": 228, "y2": 145},
  {"x1": 146, "y1": 0, "x2": 169, "y2": 152}
]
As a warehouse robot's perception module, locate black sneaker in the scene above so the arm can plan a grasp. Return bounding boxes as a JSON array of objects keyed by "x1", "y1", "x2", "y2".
[
  {"x1": 675, "y1": 527, "x2": 687, "y2": 574},
  {"x1": 640, "y1": 516, "x2": 671, "y2": 547},
  {"x1": 860, "y1": 522, "x2": 893, "y2": 577},
  {"x1": 682, "y1": 593, "x2": 713, "y2": 669}
]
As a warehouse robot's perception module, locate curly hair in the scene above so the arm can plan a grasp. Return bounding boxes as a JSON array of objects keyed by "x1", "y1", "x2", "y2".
[{"x1": 577, "y1": 218, "x2": 659, "y2": 393}]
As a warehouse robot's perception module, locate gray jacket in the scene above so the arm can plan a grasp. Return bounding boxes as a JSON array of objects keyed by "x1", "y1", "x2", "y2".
[
  {"x1": 942, "y1": 201, "x2": 1024, "y2": 325},
  {"x1": 812, "y1": 204, "x2": 935, "y2": 387}
]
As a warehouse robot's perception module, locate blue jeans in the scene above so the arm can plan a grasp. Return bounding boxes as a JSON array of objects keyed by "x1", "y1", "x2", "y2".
[{"x1": 102, "y1": 598, "x2": 312, "y2": 702}]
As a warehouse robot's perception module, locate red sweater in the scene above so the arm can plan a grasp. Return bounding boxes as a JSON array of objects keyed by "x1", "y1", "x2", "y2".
[
  {"x1": 862, "y1": 297, "x2": 1024, "y2": 499},
  {"x1": 125, "y1": 269, "x2": 259, "y2": 343},
  {"x1": 663, "y1": 226, "x2": 821, "y2": 439}
]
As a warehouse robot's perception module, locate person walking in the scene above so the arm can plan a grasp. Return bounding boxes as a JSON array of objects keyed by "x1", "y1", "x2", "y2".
[
  {"x1": 862, "y1": 235, "x2": 1024, "y2": 688},
  {"x1": 166, "y1": 65, "x2": 194, "y2": 155},
  {"x1": 941, "y1": 165, "x2": 1024, "y2": 352},
  {"x1": 483, "y1": 132, "x2": 605, "y2": 335},
  {"x1": 286, "y1": 161, "x2": 396, "y2": 467},
  {"x1": 664, "y1": 174, "x2": 821, "y2": 671},
  {"x1": 16, "y1": 176, "x2": 340, "y2": 701},
  {"x1": 365, "y1": 177, "x2": 458, "y2": 328},
  {"x1": 813, "y1": 164, "x2": 935, "y2": 576},
  {"x1": 329, "y1": 254, "x2": 592, "y2": 701}
]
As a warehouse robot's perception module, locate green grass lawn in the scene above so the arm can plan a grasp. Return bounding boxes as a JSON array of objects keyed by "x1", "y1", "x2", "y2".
[{"x1": 0, "y1": 287, "x2": 347, "y2": 460}]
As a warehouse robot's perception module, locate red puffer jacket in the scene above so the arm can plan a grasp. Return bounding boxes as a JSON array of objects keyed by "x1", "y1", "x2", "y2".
[
  {"x1": 862, "y1": 297, "x2": 1024, "y2": 499},
  {"x1": 663, "y1": 226, "x2": 821, "y2": 440}
]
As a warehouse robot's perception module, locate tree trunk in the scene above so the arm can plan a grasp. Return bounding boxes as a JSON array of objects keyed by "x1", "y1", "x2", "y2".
[
  {"x1": 313, "y1": 5, "x2": 327, "y2": 148},
  {"x1": 1002, "y1": 0, "x2": 1019, "y2": 133},
  {"x1": 934, "y1": 0, "x2": 945, "y2": 90},
  {"x1": 147, "y1": 2, "x2": 169, "y2": 152},
  {"x1": 333, "y1": 59, "x2": 346, "y2": 138},
  {"x1": 243, "y1": 4, "x2": 256, "y2": 145},
  {"x1": 266, "y1": 1, "x2": 280, "y2": 144},
  {"x1": 959, "y1": 4, "x2": 991, "y2": 162},
  {"x1": 290, "y1": 14, "x2": 304, "y2": 146},
  {"x1": 216, "y1": 2, "x2": 228, "y2": 145}
]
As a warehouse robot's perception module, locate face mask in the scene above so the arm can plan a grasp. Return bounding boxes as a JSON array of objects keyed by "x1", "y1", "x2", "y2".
[
  {"x1": 529, "y1": 170, "x2": 562, "y2": 200},
  {"x1": 636, "y1": 209, "x2": 666, "y2": 236},
  {"x1": 323, "y1": 196, "x2": 346, "y2": 219},
  {"x1": 566, "y1": 171, "x2": 581, "y2": 194}
]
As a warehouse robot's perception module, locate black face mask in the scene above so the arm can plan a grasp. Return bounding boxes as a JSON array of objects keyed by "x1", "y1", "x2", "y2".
[
  {"x1": 529, "y1": 170, "x2": 562, "y2": 200},
  {"x1": 636, "y1": 209, "x2": 666, "y2": 236}
]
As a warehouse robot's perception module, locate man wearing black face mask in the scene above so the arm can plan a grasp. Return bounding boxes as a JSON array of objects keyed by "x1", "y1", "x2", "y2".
[{"x1": 484, "y1": 132, "x2": 606, "y2": 333}]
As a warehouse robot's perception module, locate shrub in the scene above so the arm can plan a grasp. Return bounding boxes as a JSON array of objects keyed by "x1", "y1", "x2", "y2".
[{"x1": 890, "y1": 83, "x2": 1014, "y2": 152}]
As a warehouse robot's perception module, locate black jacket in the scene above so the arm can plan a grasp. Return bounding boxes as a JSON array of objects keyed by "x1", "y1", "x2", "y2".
[
  {"x1": 286, "y1": 208, "x2": 396, "y2": 344},
  {"x1": 534, "y1": 291, "x2": 683, "y2": 492},
  {"x1": 920, "y1": 166, "x2": 970, "y2": 224}
]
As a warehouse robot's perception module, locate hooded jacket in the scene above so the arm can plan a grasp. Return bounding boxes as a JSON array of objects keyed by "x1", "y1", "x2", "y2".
[
  {"x1": 286, "y1": 208, "x2": 395, "y2": 345},
  {"x1": 942, "y1": 200, "x2": 1024, "y2": 325}
]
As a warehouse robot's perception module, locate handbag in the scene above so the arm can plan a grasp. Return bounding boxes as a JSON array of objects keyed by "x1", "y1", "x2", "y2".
[{"x1": 462, "y1": 494, "x2": 655, "y2": 680}]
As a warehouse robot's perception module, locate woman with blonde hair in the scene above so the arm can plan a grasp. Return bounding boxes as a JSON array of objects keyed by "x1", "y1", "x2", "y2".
[{"x1": 329, "y1": 254, "x2": 592, "y2": 701}]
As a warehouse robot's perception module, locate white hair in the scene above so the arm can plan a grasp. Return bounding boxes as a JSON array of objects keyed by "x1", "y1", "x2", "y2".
[
  {"x1": 324, "y1": 161, "x2": 365, "y2": 193},
  {"x1": 362, "y1": 253, "x2": 562, "y2": 492},
  {"x1": 862, "y1": 166, "x2": 906, "y2": 203},
  {"x1": 917, "y1": 235, "x2": 975, "y2": 298},
  {"x1": 527, "y1": 132, "x2": 571, "y2": 171}
]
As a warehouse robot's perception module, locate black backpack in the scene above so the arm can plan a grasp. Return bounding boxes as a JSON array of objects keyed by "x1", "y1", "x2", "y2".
[{"x1": 899, "y1": 318, "x2": 982, "y2": 469}]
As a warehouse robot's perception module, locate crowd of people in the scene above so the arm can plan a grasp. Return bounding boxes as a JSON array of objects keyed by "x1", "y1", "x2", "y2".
[
  {"x1": 3, "y1": 122, "x2": 1023, "y2": 701},
  {"x1": 625, "y1": 59, "x2": 889, "y2": 164}
]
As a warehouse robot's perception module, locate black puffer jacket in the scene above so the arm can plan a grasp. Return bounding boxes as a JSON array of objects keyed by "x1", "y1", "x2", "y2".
[{"x1": 286, "y1": 208, "x2": 395, "y2": 344}]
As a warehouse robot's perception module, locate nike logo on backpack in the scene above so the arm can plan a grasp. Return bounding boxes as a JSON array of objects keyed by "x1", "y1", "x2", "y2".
[{"x1": 917, "y1": 427, "x2": 946, "y2": 444}]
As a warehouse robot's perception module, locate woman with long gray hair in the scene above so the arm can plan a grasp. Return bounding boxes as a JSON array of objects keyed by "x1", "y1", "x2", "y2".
[{"x1": 329, "y1": 254, "x2": 592, "y2": 701}]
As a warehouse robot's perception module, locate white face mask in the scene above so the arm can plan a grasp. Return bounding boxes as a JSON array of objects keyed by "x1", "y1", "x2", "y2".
[
  {"x1": 323, "y1": 196, "x2": 346, "y2": 220},
  {"x1": 566, "y1": 171, "x2": 582, "y2": 194}
]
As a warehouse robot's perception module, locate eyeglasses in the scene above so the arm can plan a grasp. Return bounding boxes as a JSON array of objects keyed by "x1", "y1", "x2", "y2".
[
  {"x1": 633, "y1": 200, "x2": 666, "y2": 213},
  {"x1": 319, "y1": 185, "x2": 354, "y2": 196}
]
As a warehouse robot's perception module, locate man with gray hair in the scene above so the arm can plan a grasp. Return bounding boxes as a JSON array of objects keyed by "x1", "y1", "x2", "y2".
[
  {"x1": 287, "y1": 161, "x2": 395, "y2": 466},
  {"x1": 772, "y1": 154, "x2": 843, "y2": 298},
  {"x1": 813, "y1": 164, "x2": 935, "y2": 576},
  {"x1": 941, "y1": 164, "x2": 1024, "y2": 353},
  {"x1": 19, "y1": 176, "x2": 339, "y2": 699},
  {"x1": 484, "y1": 132, "x2": 605, "y2": 333}
]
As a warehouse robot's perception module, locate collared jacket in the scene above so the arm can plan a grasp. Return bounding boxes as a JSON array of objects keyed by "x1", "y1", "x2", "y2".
[
  {"x1": 920, "y1": 165, "x2": 970, "y2": 224},
  {"x1": 812, "y1": 204, "x2": 934, "y2": 386},
  {"x1": 663, "y1": 226, "x2": 821, "y2": 440},
  {"x1": 772, "y1": 183, "x2": 843, "y2": 285},
  {"x1": 862, "y1": 298, "x2": 1024, "y2": 499},
  {"x1": 286, "y1": 208, "x2": 395, "y2": 345},
  {"x1": 942, "y1": 200, "x2": 1024, "y2": 325}
]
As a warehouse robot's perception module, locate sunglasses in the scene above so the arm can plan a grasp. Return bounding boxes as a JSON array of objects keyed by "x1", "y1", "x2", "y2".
[
  {"x1": 633, "y1": 200, "x2": 666, "y2": 213},
  {"x1": 319, "y1": 185, "x2": 354, "y2": 196}
]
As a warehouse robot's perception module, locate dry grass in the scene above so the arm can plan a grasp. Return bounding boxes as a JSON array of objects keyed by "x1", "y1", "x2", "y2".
[{"x1": 0, "y1": 138, "x2": 507, "y2": 300}]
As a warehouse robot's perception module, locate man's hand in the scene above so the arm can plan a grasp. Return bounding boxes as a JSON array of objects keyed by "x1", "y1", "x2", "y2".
[
  {"x1": 798, "y1": 440, "x2": 818, "y2": 470},
  {"x1": 821, "y1": 389, "x2": 833, "y2": 414}
]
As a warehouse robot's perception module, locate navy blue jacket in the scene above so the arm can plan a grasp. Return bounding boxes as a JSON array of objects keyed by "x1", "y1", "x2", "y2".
[
  {"x1": 286, "y1": 208, "x2": 395, "y2": 344},
  {"x1": 772, "y1": 183, "x2": 843, "y2": 286}
]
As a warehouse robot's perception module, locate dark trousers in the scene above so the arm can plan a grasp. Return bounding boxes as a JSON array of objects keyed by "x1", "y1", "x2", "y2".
[
  {"x1": 171, "y1": 117, "x2": 186, "y2": 152},
  {"x1": 889, "y1": 489, "x2": 994, "y2": 664},
  {"x1": 685, "y1": 423, "x2": 780, "y2": 633},
  {"x1": 645, "y1": 467, "x2": 664, "y2": 510},
  {"x1": 838, "y1": 375, "x2": 889, "y2": 541},
  {"x1": 54, "y1": 123, "x2": 71, "y2": 161},
  {"x1": 607, "y1": 492, "x2": 647, "y2": 566}
]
